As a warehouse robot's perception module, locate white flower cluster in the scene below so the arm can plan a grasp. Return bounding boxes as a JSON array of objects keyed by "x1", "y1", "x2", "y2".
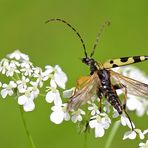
[
  {"x1": 49, "y1": 86, "x2": 147, "y2": 139},
  {"x1": 0, "y1": 50, "x2": 67, "y2": 112}
]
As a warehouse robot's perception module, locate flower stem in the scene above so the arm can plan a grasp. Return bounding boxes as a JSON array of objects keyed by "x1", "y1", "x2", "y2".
[
  {"x1": 11, "y1": 76, "x2": 17, "y2": 81},
  {"x1": 39, "y1": 93, "x2": 46, "y2": 97},
  {"x1": 84, "y1": 132, "x2": 88, "y2": 148},
  {"x1": 15, "y1": 73, "x2": 20, "y2": 80},
  {"x1": 104, "y1": 120, "x2": 120, "y2": 148},
  {"x1": 19, "y1": 106, "x2": 36, "y2": 148}
]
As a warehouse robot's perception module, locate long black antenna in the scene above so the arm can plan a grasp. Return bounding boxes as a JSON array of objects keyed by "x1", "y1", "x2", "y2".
[
  {"x1": 45, "y1": 18, "x2": 88, "y2": 58},
  {"x1": 90, "y1": 20, "x2": 110, "y2": 57}
]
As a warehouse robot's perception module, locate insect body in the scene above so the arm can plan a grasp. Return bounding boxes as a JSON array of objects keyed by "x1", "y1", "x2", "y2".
[
  {"x1": 67, "y1": 54, "x2": 148, "y2": 115},
  {"x1": 76, "y1": 57, "x2": 123, "y2": 114},
  {"x1": 98, "y1": 69, "x2": 123, "y2": 114},
  {"x1": 46, "y1": 19, "x2": 148, "y2": 127}
]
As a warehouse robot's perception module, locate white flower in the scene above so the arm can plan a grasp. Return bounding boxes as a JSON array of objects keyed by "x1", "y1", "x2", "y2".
[
  {"x1": 123, "y1": 129, "x2": 148, "y2": 140},
  {"x1": 136, "y1": 129, "x2": 148, "y2": 140},
  {"x1": 30, "y1": 81, "x2": 40, "y2": 98},
  {"x1": 120, "y1": 114, "x2": 135, "y2": 129},
  {"x1": 89, "y1": 119, "x2": 105, "y2": 137},
  {"x1": 7, "y1": 50, "x2": 29, "y2": 61},
  {"x1": 126, "y1": 95, "x2": 148, "y2": 116},
  {"x1": 20, "y1": 61, "x2": 33, "y2": 76},
  {"x1": 18, "y1": 87, "x2": 35, "y2": 112},
  {"x1": 0, "y1": 58, "x2": 9, "y2": 74},
  {"x1": 17, "y1": 76, "x2": 30, "y2": 93},
  {"x1": 20, "y1": 60, "x2": 33, "y2": 68},
  {"x1": 103, "y1": 100, "x2": 111, "y2": 114},
  {"x1": 71, "y1": 109, "x2": 85, "y2": 123},
  {"x1": 45, "y1": 86, "x2": 62, "y2": 106},
  {"x1": 88, "y1": 103, "x2": 100, "y2": 116},
  {"x1": 139, "y1": 140, "x2": 148, "y2": 148},
  {"x1": 0, "y1": 58, "x2": 20, "y2": 77},
  {"x1": 1, "y1": 81, "x2": 17, "y2": 98},
  {"x1": 53, "y1": 65, "x2": 67, "y2": 89},
  {"x1": 62, "y1": 87, "x2": 75, "y2": 98},
  {"x1": 44, "y1": 65, "x2": 68, "y2": 89},
  {"x1": 89, "y1": 113, "x2": 111, "y2": 137},
  {"x1": 123, "y1": 130, "x2": 136, "y2": 140},
  {"x1": 5, "y1": 60, "x2": 20, "y2": 77},
  {"x1": 33, "y1": 67, "x2": 45, "y2": 87},
  {"x1": 43, "y1": 65, "x2": 54, "y2": 78},
  {"x1": 50, "y1": 104, "x2": 70, "y2": 124}
]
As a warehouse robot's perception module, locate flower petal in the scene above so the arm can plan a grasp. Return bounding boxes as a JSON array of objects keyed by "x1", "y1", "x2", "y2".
[
  {"x1": 89, "y1": 120, "x2": 97, "y2": 128},
  {"x1": 63, "y1": 87, "x2": 75, "y2": 98},
  {"x1": 123, "y1": 131, "x2": 136, "y2": 140},
  {"x1": 126, "y1": 97, "x2": 139, "y2": 111},
  {"x1": 64, "y1": 112, "x2": 70, "y2": 121},
  {"x1": 45, "y1": 91, "x2": 55, "y2": 103},
  {"x1": 50, "y1": 79, "x2": 57, "y2": 88},
  {"x1": 18, "y1": 95, "x2": 27, "y2": 105},
  {"x1": 53, "y1": 92, "x2": 62, "y2": 106},
  {"x1": 23, "y1": 100, "x2": 35, "y2": 112},
  {"x1": 45, "y1": 65, "x2": 54, "y2": 74},
  {"x1": 121, "y1": 115, "x2": 127, "y2": 126},
  {"x1": 54, "y1": 71, "x2": 67, "y2": 89},
  {"x1": 50, "y1": 110, "x2": 64, "y2": 124},
  {"x1": 1, "y1": 89, "x2": 8, "y2": 98},
  {"x1": 8, "y1": 90, "x2": 14, "y2": 96},
  {"x1": 95, "y1": 126, "x2": 105, "y2": 137},
  {"x1": 45, "y1": 90, "x2": 62, "y2": 106}
]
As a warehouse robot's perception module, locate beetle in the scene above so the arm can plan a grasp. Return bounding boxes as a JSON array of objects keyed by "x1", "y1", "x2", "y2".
[{"x1": 46, "y1": 18, "x2": 148, "y2": 130}]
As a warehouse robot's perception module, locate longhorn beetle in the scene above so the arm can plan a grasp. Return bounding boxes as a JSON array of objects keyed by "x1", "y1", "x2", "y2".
[{"x1": 46, "y1": 18, "x2": 148, "y2": 130}]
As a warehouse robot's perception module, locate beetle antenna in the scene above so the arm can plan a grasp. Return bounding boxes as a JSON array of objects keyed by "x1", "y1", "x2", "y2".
[
  {"x1": 45, "y1": 18, "x2": 88, "y2": 58},
  {"x1": 90, "y1": 20, "x2": 110, "y2": 57}
]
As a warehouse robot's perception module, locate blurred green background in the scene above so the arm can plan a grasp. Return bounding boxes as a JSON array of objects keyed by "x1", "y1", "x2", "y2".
[{"x1": 0, "y1": 0, "x2": 148, "y2": 147}]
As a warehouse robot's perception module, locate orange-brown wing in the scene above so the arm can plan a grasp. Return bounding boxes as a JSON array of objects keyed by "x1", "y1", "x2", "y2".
[
  {"x1": 110, "y1": 70, "x2": 148, "y2": 97},
  {"x1": 67, "y1": 72, "x2": 101, "y2": 111}
]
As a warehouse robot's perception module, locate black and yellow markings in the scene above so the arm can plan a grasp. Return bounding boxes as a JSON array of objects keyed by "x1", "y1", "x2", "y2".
[{"x1": 103, "y1": 56, "x2": 148, "y2": 69}]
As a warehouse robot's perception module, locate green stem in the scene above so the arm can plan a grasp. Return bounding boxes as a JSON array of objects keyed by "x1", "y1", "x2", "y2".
[
  {"x1": 104, "y1": 121, "x2": 120, "y2": 148},
  {"x1": 19, "y1": 106, "x2": 36, "y2": 148},
  {"x1": 84, "y1": 132, "x2": 88, "y2": 148},
  {"x1": 39, "y1": 93, "x2": 46, "y2": 97},
  {"x1": 11, "y1": 76, "x2": 17, "y2": 81},
  {"x1": 15, "y1": 73, "x2": 20, "y2": 80}
]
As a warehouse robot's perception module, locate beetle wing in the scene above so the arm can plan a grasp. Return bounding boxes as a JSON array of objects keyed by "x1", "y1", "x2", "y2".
[
  {"x1": 110, "y1": 70, "x2": 148, "y2": 97},
  {"x1": 67, "y1": 72, "x2": 101, "y2": 111}
]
